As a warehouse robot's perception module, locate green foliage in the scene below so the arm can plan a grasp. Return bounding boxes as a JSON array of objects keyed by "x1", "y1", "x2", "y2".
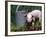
[
  {"x1": 18, "y1": 5, "x2": 42, "y2": 12},
  {"x1": 11, "y1": 5, "x2": 17, "y2": 24}
]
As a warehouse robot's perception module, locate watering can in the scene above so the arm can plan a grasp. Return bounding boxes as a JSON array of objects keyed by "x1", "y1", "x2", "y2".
[{"x1": 15, "y1": 5, "x2": 27, "y2": 27}]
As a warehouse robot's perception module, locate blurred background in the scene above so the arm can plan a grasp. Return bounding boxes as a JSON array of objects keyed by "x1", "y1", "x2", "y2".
[{"x1": 11, "y1": 5, "x2": 42, "y2": 32}]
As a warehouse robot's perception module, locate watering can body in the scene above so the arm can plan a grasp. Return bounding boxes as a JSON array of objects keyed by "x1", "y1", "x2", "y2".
[{"x1": 15, "y1": 11, "x2": 26, "y2": 27}]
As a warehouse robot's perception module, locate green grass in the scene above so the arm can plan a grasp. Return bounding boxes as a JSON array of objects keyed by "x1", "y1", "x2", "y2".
[{"x1": 11, "y1": 18, "x2": 42, "y2": 32}]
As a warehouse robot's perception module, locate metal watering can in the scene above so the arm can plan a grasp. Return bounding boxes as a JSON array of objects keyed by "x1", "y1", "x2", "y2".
[{"x1": 15, "y1": 5, "x2": 27, "y2": 27}]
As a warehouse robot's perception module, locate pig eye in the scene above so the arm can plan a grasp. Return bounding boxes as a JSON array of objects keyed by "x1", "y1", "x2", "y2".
[{"x1": 31, "y1": 15, "x2": 33, "y2": 18}]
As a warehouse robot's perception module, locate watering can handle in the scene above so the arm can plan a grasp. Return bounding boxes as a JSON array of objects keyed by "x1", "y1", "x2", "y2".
[{"x1": 16, "y1": 5, "x2": 20, "y2": 12}]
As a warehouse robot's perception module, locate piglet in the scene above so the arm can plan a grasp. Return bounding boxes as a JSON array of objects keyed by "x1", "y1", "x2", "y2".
[{"x1": 26, "y1": 10, "x2": 42, "y2": 23}]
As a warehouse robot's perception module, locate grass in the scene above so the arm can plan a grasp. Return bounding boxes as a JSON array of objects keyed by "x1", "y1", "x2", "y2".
[{"x1": 11, "y1": 18, "x2": 42, "y2": 32}]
